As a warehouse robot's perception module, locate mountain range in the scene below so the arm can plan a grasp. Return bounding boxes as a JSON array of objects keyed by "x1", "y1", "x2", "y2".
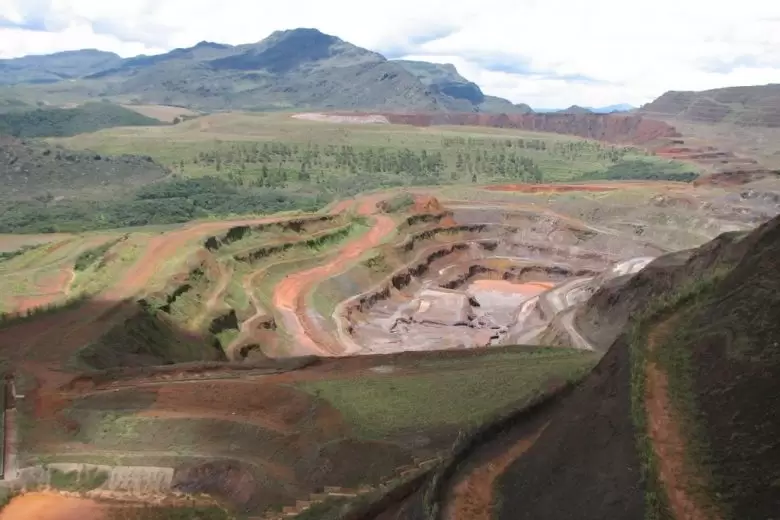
[{"x1": 0, "y1": 29, "x2": 535, "y2": 113}]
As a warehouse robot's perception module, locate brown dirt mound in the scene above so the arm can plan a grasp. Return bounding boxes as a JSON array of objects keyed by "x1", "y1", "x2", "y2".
[
  {"x1": 412, "y1": 195, "x2": 443, "y2": 214},
  {"x1": 0, "y1": 493, "x2": 107, "y2": 520}
]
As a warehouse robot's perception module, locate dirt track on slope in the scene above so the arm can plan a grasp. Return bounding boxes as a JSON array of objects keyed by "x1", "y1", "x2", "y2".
[
  {"x1": 444, "y1": 424, "x2": 548, "y2": 520},
  {"x1": 646, "y1": 314, "x2": 720, "y2": 520},
  {"x1": 12, "y1": 268, "x2": 74, "y2": 314},
  {"x1": 0, "y1": 217, "x2": 289, "y2": 391},
  {"x1": 272, "y1": 202, "x2": 396, "y2": 355}
]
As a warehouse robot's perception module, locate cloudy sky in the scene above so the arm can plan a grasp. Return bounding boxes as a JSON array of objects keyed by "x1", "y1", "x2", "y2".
[{"x1": 1, "y1": 0, "x2": 780, "y2": 108}]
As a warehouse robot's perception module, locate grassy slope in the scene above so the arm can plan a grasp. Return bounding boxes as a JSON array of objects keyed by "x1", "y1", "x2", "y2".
[
  {"x1": 298, "y1": 348, "x2": 598, "y2": 439},
  {"x1": 630, "y1": 216, "x2": 780, "y2": 519}
]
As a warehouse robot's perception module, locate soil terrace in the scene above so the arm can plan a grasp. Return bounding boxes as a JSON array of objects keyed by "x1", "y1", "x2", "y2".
[{"x1": 1, "y1": 176, "x2": 779, "y2": 519}]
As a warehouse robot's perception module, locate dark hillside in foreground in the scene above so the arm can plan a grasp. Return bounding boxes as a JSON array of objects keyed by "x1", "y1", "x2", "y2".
[
  {"x1": 496, "y1": 214, "x2": 780, "y2": 519},
  {"x1": 0, "y1": 102, "x2": 162, "y2": 138},
  {"x1": 367, "y1": 214, "x2": 780, "y2": 520}
]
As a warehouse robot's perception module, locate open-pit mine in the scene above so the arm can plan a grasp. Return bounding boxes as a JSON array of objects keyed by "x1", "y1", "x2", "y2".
[{"x1": 1, "y1": 115, "x2": 779, "y2": 520}]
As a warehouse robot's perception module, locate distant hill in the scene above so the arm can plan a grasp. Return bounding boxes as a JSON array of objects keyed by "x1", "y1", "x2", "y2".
[
  {"x1": 560, "y1": 105, "x2": 593, "y2": 114},
  {"x1": 535, "y1": 104, "x2": 635, "y2": 114},
  {"x1": 0, "y1": 29, "x2": 524, "y2": 113},
  {"x1": 395, "y1": 60, "x2": 533, "y2": 113},
  {"x1": 641, "y1": 84, "x2": 780, "y2": 127},
  {"x1": 0, "y1": 102, "x2": 162, "y2": 138},
  {"x1": 0, "y1": 49, "x2": 122, "y2": 85},
  {"x1": 588, "y1": 103, "x2": 635, "y2": 113}
]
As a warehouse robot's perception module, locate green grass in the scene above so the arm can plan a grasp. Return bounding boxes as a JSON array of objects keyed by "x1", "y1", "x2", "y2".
[
  {"x1": 55, "y1": 112, "x2": 695, "y2": 197},
  {"x1": 50, "y1": 467, "x2": 110, "y2": 491},
  {"x1": 629, "y1": 270, "x2": 732, "y2": 520},
  {"x1": 297, "y1": 348, "x2": 598, "y2": 438},
  {"x1": 73, "y1": 236, "x2": 125, "y2": 271}
]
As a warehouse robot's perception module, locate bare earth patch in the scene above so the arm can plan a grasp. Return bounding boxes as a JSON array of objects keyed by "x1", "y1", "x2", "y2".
[{"x1": 0, "y1": 492, "x2": 107, "y2": 520}]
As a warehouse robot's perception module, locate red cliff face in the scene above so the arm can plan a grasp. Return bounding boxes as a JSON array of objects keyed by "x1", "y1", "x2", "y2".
[
  {"x1": 372, "y1": 113, "x2": 680, "y2": 145},
  {"x1": 327, "y1": 111, "x2": 773, "y2": 185}
]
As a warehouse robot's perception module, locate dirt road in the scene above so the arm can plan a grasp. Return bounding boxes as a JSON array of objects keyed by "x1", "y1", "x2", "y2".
[
  {"x1": 444, "y1": 424, "x2": 548, "y2": 520},
  {"x1": 272, "y1": 213, "x2": 395, "y2": 355}
]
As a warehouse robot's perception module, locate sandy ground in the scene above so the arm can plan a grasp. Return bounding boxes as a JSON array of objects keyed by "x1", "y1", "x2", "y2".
[{"x1": 0, "y1": 493, "x2": 107, "y2": 520}]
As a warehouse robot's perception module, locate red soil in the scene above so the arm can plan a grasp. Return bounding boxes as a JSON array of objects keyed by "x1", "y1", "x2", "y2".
[
  {"x1": 273, "y1": 214, "x2": 395, "y2": 355},
  {"x1": 0, "y1": 493, "x2": 107, "y2": 520},
  {"x1": 12, "y1": 268, "x2": 73, "y2": 314},
  {"x1": 412, "y1": 195, "x2": 444, "y2": 213},
  {"x1": 444, "y1": 424, "x2": 548, "y2": 520},
  {"x1": 137, "y1": 380, "x2": 346, "y2": 437},
  {"x1": 272, "y1": 195, "x2": 397, "y2": 356}
]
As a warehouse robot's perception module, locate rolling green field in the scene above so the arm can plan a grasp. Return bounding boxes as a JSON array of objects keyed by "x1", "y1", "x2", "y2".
[
  {"x1": 56, "y1": 112, "x2": 696, "y2": 189},
  {"x1": 0, "y1": 111, "x2": 699, "y2": 235}
]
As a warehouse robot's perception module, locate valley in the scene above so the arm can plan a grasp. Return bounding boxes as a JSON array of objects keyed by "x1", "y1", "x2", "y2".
[{"x1": 1, "y1": 36, "x2": 780, "y2": 518}]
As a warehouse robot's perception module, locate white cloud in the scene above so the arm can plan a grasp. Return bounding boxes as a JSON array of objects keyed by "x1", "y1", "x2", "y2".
[{"x1": 1, "y1": 0, "x2": 779, "y2": 107}]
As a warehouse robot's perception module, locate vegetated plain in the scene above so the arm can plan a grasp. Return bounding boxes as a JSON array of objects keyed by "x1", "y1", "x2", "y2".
[{"x1": 0, "y1": 110, "x2": 687, "y2": 233}]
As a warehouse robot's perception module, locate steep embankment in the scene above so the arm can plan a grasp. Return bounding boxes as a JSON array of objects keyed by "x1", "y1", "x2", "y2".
[
  {"x1": 495, "y1": 214, "x2": 780, "y2": 520},
  {"x1": 373, "y1": 214, "x2": 780, "y2": 520}
]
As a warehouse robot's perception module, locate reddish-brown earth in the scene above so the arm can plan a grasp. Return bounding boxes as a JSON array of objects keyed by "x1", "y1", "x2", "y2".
[
  {"x1": 444, "y1": 424, "x2": 548, "y2": 520},
  {"x1": 12, "y1": 268, "x2": 74, "y2": 314},
  {"x1": 0, "y1": 493, "x2": 107, "y2": 520},
  {"x1": 137, "y1": 380, "x2": 346, "y2": 437},
  {"x1": 272, "y1": 195, "x2": 397, "y2": 355}
]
